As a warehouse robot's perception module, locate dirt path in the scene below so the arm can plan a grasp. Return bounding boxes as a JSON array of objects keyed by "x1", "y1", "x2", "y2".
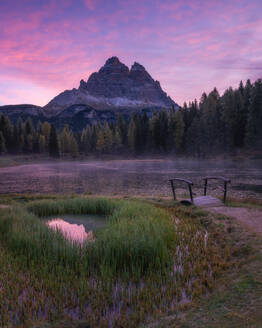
[{"x1": 208, "y1": 206, "x2": 262, "y2": 236}]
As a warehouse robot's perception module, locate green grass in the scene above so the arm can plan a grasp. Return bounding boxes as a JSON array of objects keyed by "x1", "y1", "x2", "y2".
[
  {"x1": 0, "y1": 196, "x2": 231, "y2": 327},
  {"x1": 25, "y1": 198, "x2": 176, "y2": 278},
  {"x1": 27, "y1": 197, "x2": 118, "y2": 217},
  {"x1": 0, "y1": 198, "x2": 176, "y2": 279}
]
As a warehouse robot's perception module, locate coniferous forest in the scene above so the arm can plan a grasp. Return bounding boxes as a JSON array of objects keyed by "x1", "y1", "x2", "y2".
[{"x1": 0, "y1": 79, "x2": 261, "y2": 158}]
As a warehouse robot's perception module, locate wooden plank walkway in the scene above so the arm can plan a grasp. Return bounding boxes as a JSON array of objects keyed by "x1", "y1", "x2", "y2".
[
  {"x1": 181, "y1": 196, "x2": 224, "y2": 207},
  {"x1": 193, "y1": 196, "x2": 224, "y2": 207}
]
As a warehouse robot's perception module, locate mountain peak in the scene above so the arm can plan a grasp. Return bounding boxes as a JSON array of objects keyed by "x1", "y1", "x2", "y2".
[
  {"x1": 131, "y1": 62, "x2": 145, "y2": 71},
  {"x1": 45, "y1": 57, "x2": 178, "y2": 114},
  {"x1": 98, "y1": 56, "x2": 129, "y2": 76},
  {"x1": 105, "y1": 56, "x2": 121, "y2": 66}
]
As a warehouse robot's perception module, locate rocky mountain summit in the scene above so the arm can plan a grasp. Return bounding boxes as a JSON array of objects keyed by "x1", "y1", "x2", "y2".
[
  {"x1": 0, "y1": 57, "x2": 179, "y2": 129},
  {"x1": 44, "y1": 56, "x2": 178, "y2": 115}
]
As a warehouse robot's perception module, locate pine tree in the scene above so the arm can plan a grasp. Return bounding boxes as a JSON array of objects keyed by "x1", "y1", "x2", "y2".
[
  {"x1": 37, "y1": 120, "x2": 42, "y2": 134},
  {"x1": 0, "y1": 131, "x2": 6, "y2": 154},
  {"x1": 117, "y1": 113, "x2": 127, "y2": 146},
  {"x1": 33, "y1": 134, "x2": 40, "y2": 153},
  {"x1": 0, "y1": 116, "x2": 13, "y2": 152},
  {"x1": 221, "y1": 87, "x2": 238, "y2": 150},
  {"x1": 96, "y1": 127, "x2": 105, "y2": 152},
  {"x1": 140, "y1": 112, "x2": 149, "y2": 152},
  {"x1": 16, "y1": 117, "x2": 24, "y2": 152},
  {"x1": 239, "y1": 80, "x2": 244, "y2": 96},
  {"x1": 128, "y1": 115, "x2": 138, "y2": 153},
  {"x1": 41, "y1": 122, "x2": 51, "y2": 151},
  {"x1": 90, "y1": 125, "x2": 98, "y2": 152},
  {"x1": 49, "y1": 125, "x2": 60, "y2": 157},
  {"x1": 113, "y1": 128, "x2": 122, "y2": 152},
  {"x1": 200, "y1": 88, "x2": 223, "y2": 154},
  {"x1": 174, "y1": 111, "x2": 185, "y2": 152},
  {"x1": 168, "y1": 108, "x2": 176, "y2": 151},
  {"x1": 23, "y1": 134, "x2": 33, "y2": 153},
  {"x1": 12, "y1": 125, "x2": 20, "y2": 153},
  {"x1": 39, "y1": 135, "x2": 46, "y2": 153},
  {"x1": 60, "y1": 125, "x2": 71, "y2": 156},
  {"x1": 104, "y1": 122, "x2": 113, "y2": 152},
  {"x1": 159, "y1": 111, "x2": 169, "y2": 152},
  {"x1": 25, "y1": 118, "x2": 34, "y2": 136},
  {"x1": 245, "y1": 79, "x2": 262, "y2": 148},
  {"x1": 186, "y1": 116, "x2": 201, "y2": 156},
  {"x1": 150, "y1": 112, "x2": 161, "y2": 151},
  {"x1": 81, "y1": 125, "x2": 92, "y2": 154},
  {"x1": 70, "y1": 137, "x2": 79, "y2": 157},
  {"x1": 17, "y1": 117, "x2": 24, "y2": 136}
]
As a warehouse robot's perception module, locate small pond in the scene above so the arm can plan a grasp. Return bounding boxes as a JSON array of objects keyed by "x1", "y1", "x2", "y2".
[{"x1": 46, "y1": 214, "x2": 107, "y2": 244}]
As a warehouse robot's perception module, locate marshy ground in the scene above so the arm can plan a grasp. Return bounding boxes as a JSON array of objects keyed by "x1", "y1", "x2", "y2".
[{"x1": 0, "y1": 194, "x2": 261, "y2": 328}]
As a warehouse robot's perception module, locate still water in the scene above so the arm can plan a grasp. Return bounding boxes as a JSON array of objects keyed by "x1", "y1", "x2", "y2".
[
  {"x1": 46, "y1": 214, "x2": 106, "y2": 243},
  {"x1": 0, "y1": 159, "x2": 261, "y2": 198}
]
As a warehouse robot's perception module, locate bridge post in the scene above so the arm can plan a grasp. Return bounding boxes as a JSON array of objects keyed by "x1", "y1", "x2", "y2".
[
  {"x1": 223, "y1": 181, "x2": 228, "y2": 203},
  {"x1": 204, "y1": 178, "x2": 207, "y2": 196},
  {"x1": 170, "y1": 180, "x2": 176, "y2": 200}
]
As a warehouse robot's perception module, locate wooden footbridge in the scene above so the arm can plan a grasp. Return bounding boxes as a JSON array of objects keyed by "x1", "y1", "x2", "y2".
[{"x1": 169, "y1": 176, "x2": 231, "y2": 207}]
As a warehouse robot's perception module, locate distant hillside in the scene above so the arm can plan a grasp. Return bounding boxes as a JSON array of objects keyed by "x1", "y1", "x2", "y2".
[{"x1": 0, "y1": 105, "x2": 44, "y2": 124}]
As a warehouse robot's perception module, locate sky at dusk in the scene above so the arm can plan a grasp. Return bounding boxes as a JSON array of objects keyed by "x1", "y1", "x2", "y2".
[{"x1": 0, "y1": 0, "x2": 262, "y2": 107}]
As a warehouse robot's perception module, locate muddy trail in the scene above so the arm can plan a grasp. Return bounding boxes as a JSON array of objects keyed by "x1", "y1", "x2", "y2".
[{"x1": 208, "y1": 206, "x2": 262, "y2": 237}]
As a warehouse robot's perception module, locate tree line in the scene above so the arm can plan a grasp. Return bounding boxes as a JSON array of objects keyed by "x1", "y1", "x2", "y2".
[{"x1": 0, "y1": 78, "x2": 261, "y2": 157}]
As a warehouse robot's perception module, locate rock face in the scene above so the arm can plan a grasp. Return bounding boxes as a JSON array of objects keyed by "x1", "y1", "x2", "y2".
[
  {"x1": 44, "y1": 56, "x2": 178, "y2": 115},
  {"x1": 1, "y1": 57, "x2": 179, "y2": 130}
]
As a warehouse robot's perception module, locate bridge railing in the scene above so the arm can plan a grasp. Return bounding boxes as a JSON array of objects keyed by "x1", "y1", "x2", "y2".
[
  {"x1": 203, "y1": 176, "x2": 231, "y2": 203},
  {"x1": 169, "y1": 176, "x2": 231, "y2": 204},
  {"x1": 169, "y1": 178, "x2": 194, "y2": 203}
]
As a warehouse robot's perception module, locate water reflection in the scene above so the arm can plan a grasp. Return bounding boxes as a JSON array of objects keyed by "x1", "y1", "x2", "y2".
[
  {"x1": 47, "y1": 219, "x2": 93, "y2": 244},
  {"x1": 0, "y1": 159, "x2": 261, "y2": 198},
  {"x1": 46, "y1": 214, "x2": 106, "y2": 243}
]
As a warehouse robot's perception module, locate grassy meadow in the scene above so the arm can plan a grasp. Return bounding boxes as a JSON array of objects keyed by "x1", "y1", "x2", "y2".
[{"x1": 0, "y1": 195, "x2": 239, "y2": 327}]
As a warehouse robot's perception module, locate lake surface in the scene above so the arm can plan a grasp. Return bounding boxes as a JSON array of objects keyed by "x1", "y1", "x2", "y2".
[
  {"x1": 0, "y1": 159, "x2": 261, "y2": 199},
  {"x1": 46, "y1": 214, "x2": 106, "y2": 243}
]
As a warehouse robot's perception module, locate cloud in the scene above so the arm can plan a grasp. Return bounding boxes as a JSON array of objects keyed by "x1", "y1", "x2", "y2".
[
  {"x1": 83, "y1": 0, "x2": 96, "y2": 10},
  {"x1": 0, "y1": 0, "x2": 262, "y2": 106}
]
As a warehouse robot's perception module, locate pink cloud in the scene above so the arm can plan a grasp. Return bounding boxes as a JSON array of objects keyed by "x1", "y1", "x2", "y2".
[
  {"x1": 84, "y1": 0, "x2": 96, "y2": 10},
  {"x1": 0, "y1": 0, "x2": 262, "y2": 106}
]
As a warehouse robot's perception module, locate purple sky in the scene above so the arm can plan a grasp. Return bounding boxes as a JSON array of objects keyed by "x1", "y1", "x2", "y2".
[{"x1": 0, "y1": 0, "x2": 262, "y2": 107}]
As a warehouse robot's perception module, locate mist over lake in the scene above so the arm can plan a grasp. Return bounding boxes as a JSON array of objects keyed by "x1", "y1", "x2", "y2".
[{"x1": 1, "y1": 159, "x2": 261, "y2": 198}]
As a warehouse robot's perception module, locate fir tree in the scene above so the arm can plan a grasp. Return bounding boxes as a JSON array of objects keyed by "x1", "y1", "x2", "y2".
[
  {"x1": 49, "y1": 125, "x2": 60, "y2": 157},
  {"x1": 0, "y1": 131, "x2": 6, "y2": 154},
  {"x1": 245, "y1": 79, "x2": 262, "y2": 148},
  {"x1": 174, "y1": 111, "x2": 185, "y2": 152},
  {"x1": 128, "y1": 115, "x2": 138, "y2": 153},
  {"x1": 96, "y1": 127, "x2": 105, "y2": 152},
  {"x1": 104, "y1": 122, "x2": 113, "y2": 152}
]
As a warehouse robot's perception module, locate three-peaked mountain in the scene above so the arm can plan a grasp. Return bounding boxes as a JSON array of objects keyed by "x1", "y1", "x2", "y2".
[{"x1": 0, "y1": 57, "x2": 179, "y2": 130}]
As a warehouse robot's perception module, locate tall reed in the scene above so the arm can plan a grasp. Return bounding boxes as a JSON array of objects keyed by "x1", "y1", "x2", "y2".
[{"x1": 0, "y1": 198, "x2": 177, "y2": 279}]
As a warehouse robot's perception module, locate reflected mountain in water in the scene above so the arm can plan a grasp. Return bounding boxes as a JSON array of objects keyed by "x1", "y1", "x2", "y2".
[
  {"x1": 47, "y1": 219, "x2": 93, "y2": 243},
  {"x1": 46, "y1": 214, "x2": 106, "y2": 243}
]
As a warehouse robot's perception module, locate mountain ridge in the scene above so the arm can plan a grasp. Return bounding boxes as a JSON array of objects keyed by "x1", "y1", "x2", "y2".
[
  {"x1": 0, "y1": 57, "x2": 179, "y2": 129},
  {"x1": 44, "y1": 56, "x2": 178, "y2": 115}
]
